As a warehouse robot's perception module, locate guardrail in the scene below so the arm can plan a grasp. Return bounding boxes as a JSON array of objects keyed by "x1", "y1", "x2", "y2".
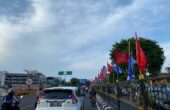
[{"x1": 94, "y1": 77, "x2": 170, "y2": 110}]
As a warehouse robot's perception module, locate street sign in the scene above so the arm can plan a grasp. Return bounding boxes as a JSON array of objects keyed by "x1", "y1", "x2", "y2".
[
  {"x1": 26, "y1": 79, "x2": 32, "y2": 85},
  {"x1": 58, "y1": 71, "x2": 72, "y2": 75},
  {"x1": 58, "y1": 71, "x2": 64, "y2": 75},
  {"x1": 67, "y1": 71, "x2": 72, "y2": 75}
]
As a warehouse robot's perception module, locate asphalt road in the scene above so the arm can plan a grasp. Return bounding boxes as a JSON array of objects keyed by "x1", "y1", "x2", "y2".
[
  {"x1": 0, "y1": 94, "x2": 99, "y2": 110},
  {"x1": 83, "y1": 93, "x2": 99, "y2": 110},
  {"x1": 19, "y1": 94, "x2": 36, "y2": 110}
]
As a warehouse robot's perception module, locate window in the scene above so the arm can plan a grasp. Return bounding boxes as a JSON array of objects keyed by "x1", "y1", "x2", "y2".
[{"x1": 44, "y1": 89, "x2": 72, "y2": 99}]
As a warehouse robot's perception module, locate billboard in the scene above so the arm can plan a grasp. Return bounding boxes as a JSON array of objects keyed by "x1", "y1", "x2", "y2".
[{"x1": 79, "y1": 79, "x2": 87, "y2": 85}]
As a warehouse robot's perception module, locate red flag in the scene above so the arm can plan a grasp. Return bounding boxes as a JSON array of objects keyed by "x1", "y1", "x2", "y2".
[
  {"x1": 114, "y1": 49, "x2": 129, "y2": 64},
  {"x1": 135, "y1": 33, "x2": 147, "y2": 74},
  {"x1": 100, "y1": 72, "x2": 105, "y2": 80},
  {"x1": 107, "y1": 63, "x2": 113, "y2": 73}
]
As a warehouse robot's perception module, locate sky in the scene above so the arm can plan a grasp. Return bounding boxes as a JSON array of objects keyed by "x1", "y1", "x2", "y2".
[{"x1": 0, "y1": 0, "x2": 170, "y2": 81}]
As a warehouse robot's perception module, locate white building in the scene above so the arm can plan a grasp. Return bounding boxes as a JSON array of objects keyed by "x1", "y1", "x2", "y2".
[{"x1": 0, "y1": 71, "x2": 6, "y2": 87}]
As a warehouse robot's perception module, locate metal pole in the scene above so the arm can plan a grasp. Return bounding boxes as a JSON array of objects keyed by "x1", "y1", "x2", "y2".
[{"x1": 64, "y1": 71, "x2": 66, "y2": 86}]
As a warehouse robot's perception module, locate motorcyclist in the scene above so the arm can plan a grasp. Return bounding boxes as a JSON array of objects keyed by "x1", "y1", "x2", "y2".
[
  {"x1": 89, "y1": 88, "x2": 96, "y2": 100},
  {"x1": 1, "y1": 88, "x2": 19, "y2": 110}
]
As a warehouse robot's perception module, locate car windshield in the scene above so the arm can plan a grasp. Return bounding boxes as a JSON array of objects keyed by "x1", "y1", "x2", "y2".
[{"x1": 44, "y1": 89, "x2": 72, "y2": 99}]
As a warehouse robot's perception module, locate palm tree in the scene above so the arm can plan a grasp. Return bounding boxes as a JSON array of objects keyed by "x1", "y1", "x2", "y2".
[{"x1": 23, "y1": 70, "x2": 38, "y2": 89}]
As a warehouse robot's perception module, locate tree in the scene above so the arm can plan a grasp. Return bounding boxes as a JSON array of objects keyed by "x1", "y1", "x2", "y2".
[
  {"x1": 109, "y1": 73, "x2": 114, "y2": 83},
  {"x1": 69, "y1": 78, "x2": 80, "y2": 86},
  {"x1": 110, "y1": 37, "x2": 165, "y2": 80},
  {"x1": 86, "y1": 80, "x2": 91, "y2": 86},
  {"x1": 166, "y1": 67, "x2": 170, "y2": 73}
]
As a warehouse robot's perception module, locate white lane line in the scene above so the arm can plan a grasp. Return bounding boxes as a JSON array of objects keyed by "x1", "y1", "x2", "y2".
[
  {"x1": 21, "y1": 104, "x2": 34, "y2": 110},
  {"x1": 96, "y1": 102, "x2": 101, "y2": 110}
]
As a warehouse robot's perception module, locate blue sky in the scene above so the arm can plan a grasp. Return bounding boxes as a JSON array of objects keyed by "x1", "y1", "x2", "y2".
[{"x1": 0, "y1": 0, "x2": 170, "y2": 81}]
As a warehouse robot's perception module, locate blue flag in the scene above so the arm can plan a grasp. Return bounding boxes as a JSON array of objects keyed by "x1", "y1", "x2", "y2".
[
  {"x1": 128, "y1": 55, "x2": 136, "y2": 81},
  {"x1": 113, "y1": 64, "x2": 122, "y2": 74},
  {"x1": 102, "y1": 66, "x2": 107, "y2": 74}
]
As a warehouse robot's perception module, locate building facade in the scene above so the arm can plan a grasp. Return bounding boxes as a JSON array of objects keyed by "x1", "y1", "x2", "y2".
[
  {"x1": 0, "y1": 71, "x2": 46, "y2": 90},
  {"x1": 0, "y1": 71, "x2": 6, "y2": 87}
]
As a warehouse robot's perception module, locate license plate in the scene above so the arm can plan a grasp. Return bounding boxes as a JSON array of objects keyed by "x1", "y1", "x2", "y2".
[{"x1": 50, "y1": 102, "x2": 62, "y2": 107}]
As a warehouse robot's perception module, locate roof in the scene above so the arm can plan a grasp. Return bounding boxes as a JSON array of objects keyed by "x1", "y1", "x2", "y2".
[{"x1": 44, "y1": 86, "x2": 78, "y2": 91}]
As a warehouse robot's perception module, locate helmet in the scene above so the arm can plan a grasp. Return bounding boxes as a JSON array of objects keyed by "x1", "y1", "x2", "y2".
[{"x1": 8, "y1": 88, "x2": 15, "y2": 95}]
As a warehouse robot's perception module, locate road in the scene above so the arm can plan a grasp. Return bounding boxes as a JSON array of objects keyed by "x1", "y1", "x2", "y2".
[
  {"x1": 0, "y1": 93, "x2": 99, "y2": 110},
  {"x1": 83, "y1": 94, "x2": 99, "y2": 110}
]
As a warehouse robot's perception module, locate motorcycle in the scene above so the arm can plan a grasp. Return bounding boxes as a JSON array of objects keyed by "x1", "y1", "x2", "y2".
[
  {"x1": 90, "y1": 96, "x2": 96, "y2": 106},
  {"x1": 1, "y1": 100, "x2": 20, "y2": 110}
]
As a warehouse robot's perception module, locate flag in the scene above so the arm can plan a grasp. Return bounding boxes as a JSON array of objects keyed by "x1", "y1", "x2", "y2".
[
  {"x1": 114, "y1": 49, "x2": 129, "y2": 64},
  {"x1": 135, "y1": 33, "x2": 147, "y2": 74},
  {"x1": 102, "y1": 66, "x2": 107, "y2": 74},
  {"x1": 98, "y1": 73, "x2": 104, "y2": 84},
  {"x1": 107, "y1": 63, "x2": 113, "y2": 73},
  {"x1": 100, "y1": 72, "x2": 105, "y2": 80},
  {"x1": 95, "y1": 76, "x2": 98, "y2": 81},
  {"x1": 113, "y1": 64, "x2": 122, "y2": 74},
  {"x1": 128, "y1": 55, "x2": 136, "y2": 81}
]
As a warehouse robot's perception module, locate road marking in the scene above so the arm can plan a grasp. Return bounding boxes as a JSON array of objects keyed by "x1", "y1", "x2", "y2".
[
  {"x1": 96, "y1": 102, "x2": 101, "y2": 110},
  {"x1": 21, "y1": 104, "x2": 34, "y2": 110}
]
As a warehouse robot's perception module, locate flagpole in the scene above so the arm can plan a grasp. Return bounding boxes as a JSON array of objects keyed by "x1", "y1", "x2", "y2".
[
  {"x1": 111, "y1": 60, "x2": 114, "y2": 83},
  {"x1": 129, "y1": 40, "x2": 131, "y2": 55},
  {"x1": 128, "y1": 40, "x2": 132, "y2": 102},
  {"x1": 128, "y1": 40, "x2": 131, "y2": 79},
  {"x1": 128, "y1": 40, "x2": 131, "y2": 80}
]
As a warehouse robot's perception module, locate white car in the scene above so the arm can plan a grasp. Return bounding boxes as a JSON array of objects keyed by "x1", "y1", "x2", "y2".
[{"x1": 35, "y1": 86, "x2": 84, "y2": 110}]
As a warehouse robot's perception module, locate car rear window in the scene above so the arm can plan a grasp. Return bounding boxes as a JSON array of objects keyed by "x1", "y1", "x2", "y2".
[{"x1": 44, "y1": 89, "x2": 72, "y2": 99}]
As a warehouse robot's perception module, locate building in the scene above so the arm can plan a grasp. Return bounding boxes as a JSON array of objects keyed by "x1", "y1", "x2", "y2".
[
  {"x1": 34, "y1": 72, "x2": 46, "y2": 88},
  {"x1": 46, "y1": 77, "x2": 62, "y2": 87},
  {"x1": 0, "y1": 71, "x2": 46, "y2": 90},
  {"x1": 0, "y1": 71, "x2": 6, "y2": 87}
]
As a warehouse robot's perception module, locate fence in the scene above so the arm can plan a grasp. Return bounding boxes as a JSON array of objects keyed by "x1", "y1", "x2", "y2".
[{"x1": 94, "y1": 77, "x2": 170, "y2": 110}]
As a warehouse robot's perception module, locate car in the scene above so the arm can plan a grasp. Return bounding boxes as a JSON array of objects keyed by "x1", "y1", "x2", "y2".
[{"x1": 35, "y1": 86, "x2": 84, "y2": 110}]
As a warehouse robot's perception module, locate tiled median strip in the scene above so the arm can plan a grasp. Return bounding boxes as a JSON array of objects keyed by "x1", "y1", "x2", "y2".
[{"x1": 96, "y1": 94, "x2": 114, "y2": 110}]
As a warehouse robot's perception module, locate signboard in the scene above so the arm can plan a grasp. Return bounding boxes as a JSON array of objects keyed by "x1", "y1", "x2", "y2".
[
  {"x1": 79, "y1": 79, "x2": 87, "y2": 85},
  {"x1": 67, "y1": 71, "x2": 72, "y2": 75},
  {"x1": 26, "y1": 79, "x2": 33, "y2": 85},
  {"x1": 58, "y1": 71, "x2": 64, "y2": 75},
  {"x1": 58, "y1": 71, "x2": 72, "y2": 75}
]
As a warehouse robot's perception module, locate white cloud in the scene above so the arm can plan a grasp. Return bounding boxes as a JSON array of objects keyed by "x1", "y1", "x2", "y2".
[
  {"x1": 160, "y1": 42, "x2": 170, "y2": 72},
  {"x1": 0, "y1": 0, "x2": 170, "y2": 79}
]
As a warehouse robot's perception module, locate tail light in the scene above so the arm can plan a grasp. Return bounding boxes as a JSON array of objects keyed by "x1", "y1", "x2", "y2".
[
  {"x1": 37, "y1": 90, "x2": 45, "y2": 104},
  {"x1": 92, "y1": 96, "x2": 96, "y2": 100},
  {"x1": 72, "y1": 93, "x2": 77, "y2": 104},
  {"x1": 37, "y1": 96, "x2": 44, "y2": 104}
]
